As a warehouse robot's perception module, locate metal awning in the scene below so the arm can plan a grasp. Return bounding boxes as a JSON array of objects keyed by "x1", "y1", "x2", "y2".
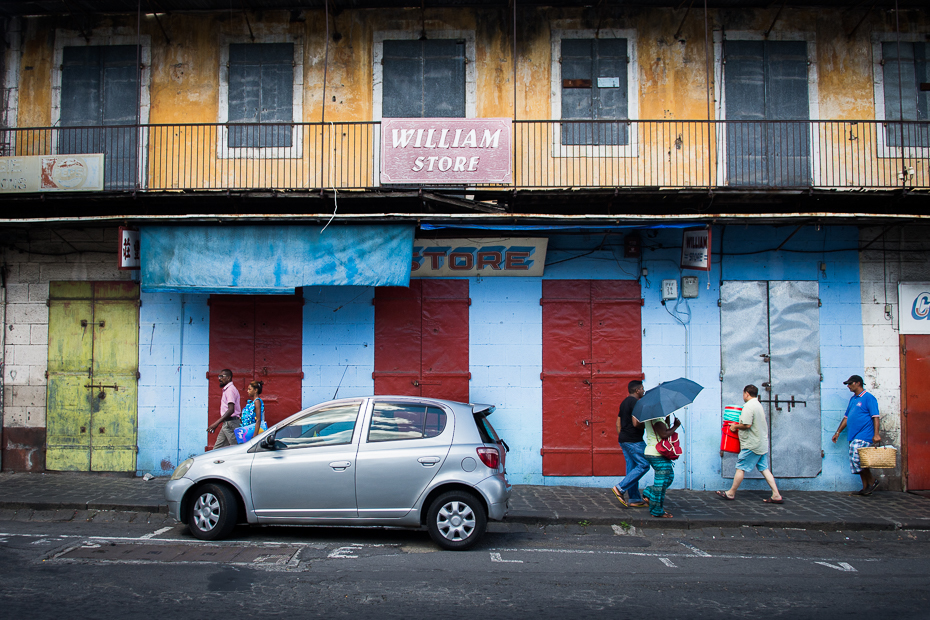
[{"x1": 140, "y1": 223, "x2": 414, "y2": 293}]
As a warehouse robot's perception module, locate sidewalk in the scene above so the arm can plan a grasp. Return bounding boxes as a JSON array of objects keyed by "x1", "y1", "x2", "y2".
[{"x1": 1, "y1": 471, "x2": 929, "y2": 531}]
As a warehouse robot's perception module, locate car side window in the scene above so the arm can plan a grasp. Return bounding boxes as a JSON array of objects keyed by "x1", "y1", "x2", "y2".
[
  {"x1": 272, "y1": 403, "x2": 360, "y2": 449},
  {"x1": 368, "y1": 402, "x2": 447, "y2": 442}
]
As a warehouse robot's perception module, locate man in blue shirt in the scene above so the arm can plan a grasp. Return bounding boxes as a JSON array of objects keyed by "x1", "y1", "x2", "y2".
[{"x1": 831, "y1": 374, "x2": 882, "y2": 495}]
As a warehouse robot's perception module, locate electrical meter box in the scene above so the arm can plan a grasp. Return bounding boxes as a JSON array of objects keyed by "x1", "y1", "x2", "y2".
[
  {"x1": 662, "y1": 279, "x2": 678, "y2": 300},
  {"x1": 681, "y1": 275, "x2": 699, "y2": 298}
]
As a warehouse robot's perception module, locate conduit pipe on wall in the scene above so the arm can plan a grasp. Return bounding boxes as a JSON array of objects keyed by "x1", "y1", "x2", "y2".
[{"x1": 176, "y1": 298, "x2": 186, "y2": 470}]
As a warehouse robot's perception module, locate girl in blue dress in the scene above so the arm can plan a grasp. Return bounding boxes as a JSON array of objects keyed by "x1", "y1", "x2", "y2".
[{"x1": 240, "y1": 380, "x2": 265, "y2": 433}]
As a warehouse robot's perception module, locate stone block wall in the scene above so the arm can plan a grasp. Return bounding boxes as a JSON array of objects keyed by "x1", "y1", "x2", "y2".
[{"x1": 1, "y1": 226, "x2": 131, "y2": 471}]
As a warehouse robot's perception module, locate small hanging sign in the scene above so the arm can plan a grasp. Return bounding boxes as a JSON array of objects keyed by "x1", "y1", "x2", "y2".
[
  {"x1": 680, "y1": 227, "x2": 711, "y2": 271},
  {"x1": 119, "y1": 227, "x2": 140, "y2": 270}
]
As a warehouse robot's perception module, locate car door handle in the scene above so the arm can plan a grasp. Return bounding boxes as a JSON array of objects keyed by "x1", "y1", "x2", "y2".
[
  {"x1": 329, "y1": 461, "x2": 352, "y2": 471},
  {"x1": 418, "y1": 457, "x2": 441, "y2": 467}
]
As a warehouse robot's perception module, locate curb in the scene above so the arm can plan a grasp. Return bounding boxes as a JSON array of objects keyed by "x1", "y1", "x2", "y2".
[
  {"x1": 0, "y1": 500, "x2": 168, "y2": 514},
  {"x1": 502, "y1": 513, "x2": 921, "y2": 531}
]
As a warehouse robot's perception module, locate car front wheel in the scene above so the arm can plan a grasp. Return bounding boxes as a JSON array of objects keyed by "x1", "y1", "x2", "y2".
[
  {"x1": 426, "y1": 490, "x2": 487, "y2": 551},
  {"x1": 188, "y1": 483, "x2": 238, "y2": 541}
]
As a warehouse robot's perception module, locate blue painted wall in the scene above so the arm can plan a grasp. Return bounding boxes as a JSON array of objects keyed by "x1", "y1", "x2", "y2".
[
  {"x1": 136, "y1": 292, "x2": 210, "y2": 476},
  {"x1": 136, "y1": 225, "x2": 866, "y2": 493}
]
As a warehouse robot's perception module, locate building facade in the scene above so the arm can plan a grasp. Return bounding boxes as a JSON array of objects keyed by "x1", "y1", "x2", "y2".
[{"x1": 0, "y1": 1, "x2": 928, "y2": 494}]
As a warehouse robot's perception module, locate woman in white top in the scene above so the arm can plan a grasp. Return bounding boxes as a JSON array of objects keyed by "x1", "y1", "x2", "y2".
[{"x1": 642, "y1": 415, "x2": 681, "y2": 518}]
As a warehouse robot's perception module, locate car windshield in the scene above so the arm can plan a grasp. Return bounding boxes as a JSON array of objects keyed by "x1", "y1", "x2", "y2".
[{"x1": 273, "y1": 403, "x2": 361, "y2": 448}]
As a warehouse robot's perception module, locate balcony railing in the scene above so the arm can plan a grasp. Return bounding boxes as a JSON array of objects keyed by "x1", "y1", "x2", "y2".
[{"x1": 2, "y1": 120, "x2": 927, "y2": 192}]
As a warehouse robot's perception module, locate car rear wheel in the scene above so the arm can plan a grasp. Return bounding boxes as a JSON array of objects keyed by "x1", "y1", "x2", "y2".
[
  {"x1": 426, "y1": 490, "x2": 487, "y2": 551},
  {"x1": 188, "y1": 483, "x2": 238, "y2": 541}
]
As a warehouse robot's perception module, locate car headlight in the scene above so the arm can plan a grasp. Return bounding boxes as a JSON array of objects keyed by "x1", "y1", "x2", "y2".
[{"x1": 170, "y1": 458, "x2": 194, "y2": 481}]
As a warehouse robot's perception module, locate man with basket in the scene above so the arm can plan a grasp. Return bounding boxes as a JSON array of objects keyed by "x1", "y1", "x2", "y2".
[{"x1": 832, "y1": 375, "x2": 882, "y2": 496}]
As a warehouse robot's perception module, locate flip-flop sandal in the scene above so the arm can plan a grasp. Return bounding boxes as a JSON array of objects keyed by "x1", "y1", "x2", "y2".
[
  {"x1": 863, "y1": 480, "x2": 880, "y2": 496},
  {"x1": 762, "y1": 497, "x2": 784, "y2": 504},
  {"x1": 715, "y1": 490, "x2": 736, "y2": 501},
  {"x1": 629, "y1": 501, "x2": 649, "y2": 508},
  {"x1": 652, "y1": 512, "x2": 674, "y2": 518},
  {"x1": 611, "y1": 486, "x2": 629, "y2": 508}
]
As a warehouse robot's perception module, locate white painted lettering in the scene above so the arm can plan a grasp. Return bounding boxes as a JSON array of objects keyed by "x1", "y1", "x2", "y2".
[
  {"x1": 425, "y1": 129, "x2": 437, "y2": 148},
  {"x1": 468, "y1": 156, "x2": 480, "y2": 171},
  {"x1": 454, "y1": 157, "x2": 467, "y2": 171},
  {"x1": 414, "y1": 129, "x2": 424, "y2": 147},
  {"x1": 452, "y1": 129, "x2": 463, "y2": 147},
  {"x1": 461, "y1": 129, "x2": 478, "y2": 148},
  {"x1": 438, "y1": 129, "x2": 450, "y2": 148},
  {"x1": 479, "y1": 129, "x2": 502, "y2": 149},
  {"x1": 427, "y1": 156, "x2": 439, "y2": 171},
  {"x1": 391, "y1": 129, "x2": 417, "y2": 148},
  {"x1": 438, "y1": 157, "x2": 453, "y2": 171},
  {"x1": 412, "y1": 157, "x2": 425, "y2": 172}
]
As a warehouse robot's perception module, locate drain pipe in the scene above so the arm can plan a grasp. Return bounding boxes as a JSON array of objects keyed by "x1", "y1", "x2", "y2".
[
  {"x1": 0, "y1": 263, "x2": 6, "y2": 471},
  {"x1": 175, "y1": 297, "x2": 186, "y2": 470}
]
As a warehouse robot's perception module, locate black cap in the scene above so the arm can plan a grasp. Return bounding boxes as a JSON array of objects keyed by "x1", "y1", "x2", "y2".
[{"x1": 843, "y1": 374, "x2": 864, "y2": 385}]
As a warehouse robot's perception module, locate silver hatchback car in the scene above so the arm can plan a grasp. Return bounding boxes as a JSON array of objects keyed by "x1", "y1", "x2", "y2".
[{"x1": 166, "y1": 396, "x2": 511, "y2": 550}]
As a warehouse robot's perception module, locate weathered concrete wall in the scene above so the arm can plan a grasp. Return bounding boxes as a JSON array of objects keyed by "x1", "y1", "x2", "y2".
[{"x1": 11, "y1": 6, "x2": 929, "y2": 127}]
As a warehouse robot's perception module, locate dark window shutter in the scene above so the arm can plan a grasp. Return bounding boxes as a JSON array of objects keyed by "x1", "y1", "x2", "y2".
[
  {"x1": 382, "y1": 39, "x2": 465, "y2": 118},
  {"x1": 59, "y1": 45, "x2": 139, "y2": 189},
  {"x1": 882, "y1": 41, "x2": 930, "y2": 147},
  {"x1": 228, "y1": 43, "x2": 294, "y2": 147},
  {"x1": 725, "y1": 40, "x2": 810, "y2": 186},
  {"x1": 560, "y1": 38, "x2": 628, "y2": 145}
]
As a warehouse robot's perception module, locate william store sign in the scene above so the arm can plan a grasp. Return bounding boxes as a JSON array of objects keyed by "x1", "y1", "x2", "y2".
[
  {"x1": 900, "y1": 283, "x2": 930, "y2": 334},
  {"x1": 412, "y1": 238, "x2": 547, "y2": 277},
  {"x1": 381, "y1": 118, "x2": 512, "y2": 184}
]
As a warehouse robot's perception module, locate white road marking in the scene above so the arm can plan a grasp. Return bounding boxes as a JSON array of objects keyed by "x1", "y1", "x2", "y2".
[
  {"x1": 490, "y1": 552, "x2": 523, "y2": 563},
  {"x1": 659, "y1": 557, "x2": 677, "y2": 568},
  {"x1": 30, "y1": 538, "x2": 51, "y2": 545},
  {"x1": 328, "y1": 545, "x2": 362, "y2": 559},
  {"x1": 814, "y1": 561, "x2": 857, "y2": 572},
  {"x1": 678, "y1": 542, "x2": 711, "y2": 557},
  {"x1": 141, "y1": 527, "x2": 173, "y2": 540}
]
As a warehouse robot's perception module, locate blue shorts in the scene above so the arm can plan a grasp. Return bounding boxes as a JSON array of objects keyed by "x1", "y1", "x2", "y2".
[{"x1": 735, "y1": 449, "x2": 769, "y2": 472}]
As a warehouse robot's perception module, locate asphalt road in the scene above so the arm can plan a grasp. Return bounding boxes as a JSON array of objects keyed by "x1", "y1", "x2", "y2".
[{"x1": 1, "y1": 514, "x2": 929, "y2": 620}]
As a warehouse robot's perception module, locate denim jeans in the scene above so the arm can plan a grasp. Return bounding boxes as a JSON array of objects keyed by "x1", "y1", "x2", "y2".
[{"x1": 618, "y1": 440, "x2": 650, "y2": 503}]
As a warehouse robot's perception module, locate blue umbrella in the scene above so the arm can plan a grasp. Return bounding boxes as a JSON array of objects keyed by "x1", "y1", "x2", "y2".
[{"x1": 631, "y1": 378, "x2": 704, "y2": 422}]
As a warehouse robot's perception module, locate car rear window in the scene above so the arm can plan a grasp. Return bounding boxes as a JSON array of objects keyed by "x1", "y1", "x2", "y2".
[
  {"x1": 368, "y1": 402, "x2": 447, "y2": 442},
  {"x1": 474, "y1": 412, "x2": 500, "y2": 445}
]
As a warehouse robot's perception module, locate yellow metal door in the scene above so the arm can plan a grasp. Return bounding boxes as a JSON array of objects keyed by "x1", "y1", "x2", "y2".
[{"x1": 46, "y1": 282, "x2": 139, "y2": 472}]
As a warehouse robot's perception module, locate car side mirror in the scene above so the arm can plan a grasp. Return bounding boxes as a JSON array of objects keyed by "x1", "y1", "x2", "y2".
[{"x1": 260, "y1": 434, "x2": 277, "y2": 450}]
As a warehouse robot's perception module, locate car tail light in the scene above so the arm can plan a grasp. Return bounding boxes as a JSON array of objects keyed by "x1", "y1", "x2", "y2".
[{"x1": 477, "y1": 447, "x2": 500, "y2": 470}]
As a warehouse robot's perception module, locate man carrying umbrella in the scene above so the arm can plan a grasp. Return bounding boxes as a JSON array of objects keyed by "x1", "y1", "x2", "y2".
[{"x1": 633, "y1": 378, "x2": 703, "y2": 519}]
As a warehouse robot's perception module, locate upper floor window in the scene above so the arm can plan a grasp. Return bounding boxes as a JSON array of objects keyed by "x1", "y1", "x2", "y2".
[
  {"x1": 550, "y1": 30, "x2": 638, "y2": 157},
  {"x1": 720, "y1": 38, "x2": 812, "y2": 187},
  {"x1": 373, "y1": 30, "x2": 476, "y2": 121},
  {"x1": 876, "y1": 39, "x2": 929, "y2": 150},
  {"x1": 54, "y1": 39, "x2": 151, "y2": 190},
  {"x1": 218, "y1": 38, "x2": 303, "y2": 158},
  {"x1": 227, "y1": 43, "x2": 294, "y2": 148},
  {"x1": 382, "y1": 40, "x2": 466, "y2": 118}
]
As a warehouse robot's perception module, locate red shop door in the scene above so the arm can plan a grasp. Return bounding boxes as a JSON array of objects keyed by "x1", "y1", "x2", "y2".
[
  {"x1": 373, "y1": 280, "x2": 470, "y2": 402},
  {"x1": 207, "y1": 295, "x2": 304, "y2": 449},
  {"x1": 541, "y1": 280, "x2": 643, "y2": 476},
  {"x1": 903, "y1": 335, "x2": 930, "y2": 490}
]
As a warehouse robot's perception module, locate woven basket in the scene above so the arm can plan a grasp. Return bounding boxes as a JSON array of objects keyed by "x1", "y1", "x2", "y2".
[{"x1": 857, "y1": 446, "x2": 897, "y2": 469}]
